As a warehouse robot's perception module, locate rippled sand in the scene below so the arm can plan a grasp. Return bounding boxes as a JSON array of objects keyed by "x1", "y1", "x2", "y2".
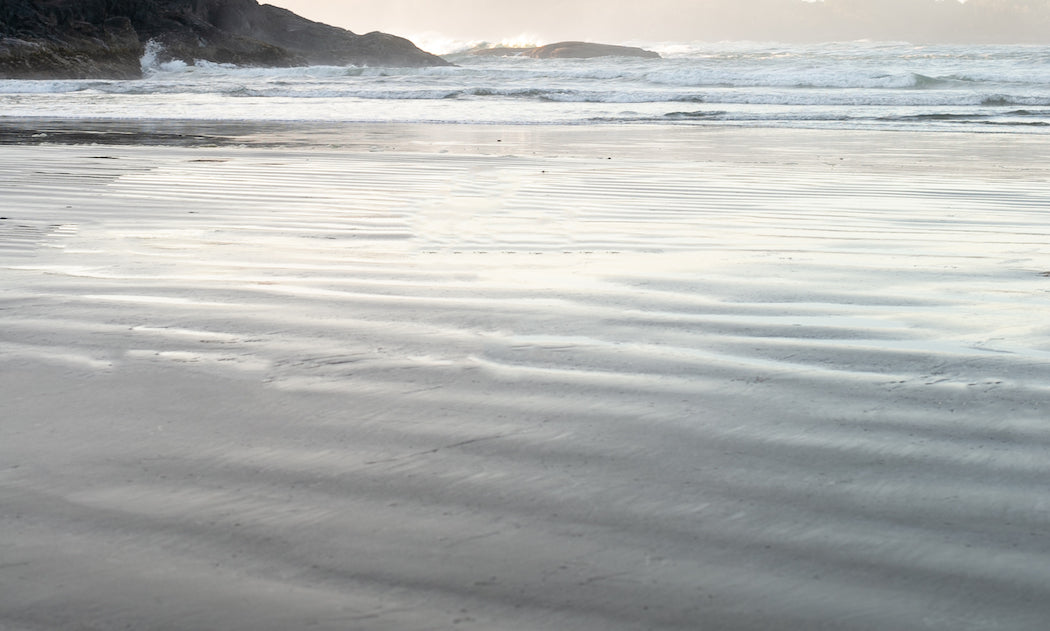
[{"x1": 2, "y1": 125, "x2": 1050, "y2": 630}]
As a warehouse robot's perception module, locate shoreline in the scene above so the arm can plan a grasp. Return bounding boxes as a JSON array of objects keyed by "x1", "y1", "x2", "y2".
[{"x1": 3, "y1": 118, "x2": 1050, "y2": 177}]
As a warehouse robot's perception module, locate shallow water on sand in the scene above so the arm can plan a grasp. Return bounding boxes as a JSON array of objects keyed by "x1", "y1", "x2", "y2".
[{"x1": 2, "y1": 127, "x2": 1050, "y2": 630}]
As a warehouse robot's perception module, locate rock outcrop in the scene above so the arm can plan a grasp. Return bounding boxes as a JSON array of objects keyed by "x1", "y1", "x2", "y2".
[
  {"x1": 0, "y1": 0, "x2": 449, "y2": 79},
  {"x1": 0, "y1": 2, "x2": 145, "y2": 79},
  {"x1": 472, "y1": 41, "x2": 660, "y2": 60}
]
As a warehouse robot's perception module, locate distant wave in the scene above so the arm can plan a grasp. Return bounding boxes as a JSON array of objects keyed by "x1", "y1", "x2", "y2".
[{"x1": 53, "y1": 79, "x2": 1047, "y2": 109}]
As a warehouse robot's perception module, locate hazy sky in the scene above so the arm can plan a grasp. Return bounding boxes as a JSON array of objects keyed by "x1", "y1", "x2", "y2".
[{"x1": 269, "y1": 1, "x2": 1050, "y2": 47}]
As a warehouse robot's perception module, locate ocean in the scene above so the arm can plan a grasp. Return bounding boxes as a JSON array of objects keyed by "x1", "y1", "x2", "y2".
[{"x1": 2, "y1": 40, "x2": 1049, "y2": 132}]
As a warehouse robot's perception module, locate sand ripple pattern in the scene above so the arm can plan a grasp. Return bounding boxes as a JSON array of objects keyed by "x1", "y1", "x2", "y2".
[{"x1": 2, "y1": 136, "x2": 1050, "y2": 631}]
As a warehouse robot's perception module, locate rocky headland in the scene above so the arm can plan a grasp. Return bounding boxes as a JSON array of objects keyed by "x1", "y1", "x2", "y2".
[
  {"x1": 471, "y1": 41, "x2": 660, "y2": 60},
  {"x1": 0, "y1": 0, "x2": 449, "y2": 79}
]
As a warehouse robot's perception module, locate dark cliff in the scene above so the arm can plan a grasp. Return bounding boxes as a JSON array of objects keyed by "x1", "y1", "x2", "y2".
[{"x1": 0, "y1": 0, "x2": 449, "y2": 79}]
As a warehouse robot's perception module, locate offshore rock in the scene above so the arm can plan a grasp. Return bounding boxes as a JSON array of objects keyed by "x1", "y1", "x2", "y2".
[
  {"x1": 0, "y1": 0, "x2": 448, "y2": 79},
  {"x1": 472, "y1": 41, "x2": 661, "y2": 60}
]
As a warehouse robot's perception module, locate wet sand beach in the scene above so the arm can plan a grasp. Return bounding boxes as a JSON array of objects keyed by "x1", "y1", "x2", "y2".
[{"x1": 2, "y1": 125, "x2": 1050, "y2": 630}]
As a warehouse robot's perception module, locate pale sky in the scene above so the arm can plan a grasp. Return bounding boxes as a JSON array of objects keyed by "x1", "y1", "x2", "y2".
[{"x1": 268, "y1": 1, "x2": 1049, "y2": 47}]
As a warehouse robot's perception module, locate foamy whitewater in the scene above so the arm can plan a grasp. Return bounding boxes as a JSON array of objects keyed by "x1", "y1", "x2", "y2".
[{"x1": 2, "y1": 40, "x2": 1050, "y2": 131}]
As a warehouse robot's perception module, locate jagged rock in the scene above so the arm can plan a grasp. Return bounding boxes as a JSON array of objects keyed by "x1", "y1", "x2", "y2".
[
  {"x1": 0, "y1": 0, "x2": 448, "y2": 79},
  {"x1": 472, "y1": 41, "x2": 661, "y2": 60},
  {"x1": 0, "y1": 2, "x2": 145, "y2": 79}
]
